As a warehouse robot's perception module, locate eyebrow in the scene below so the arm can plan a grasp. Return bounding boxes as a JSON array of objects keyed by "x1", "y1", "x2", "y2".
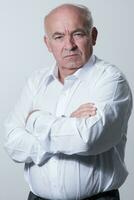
[
  {"x1": 52, "y1": 32, "x2": 64, "y2": 38},
  {"x1": 51, "y1": 28, "x2": 87, "y2": 38},
  {"x1": 72, "y1": 28, "x2": 87, "y2": 34}
]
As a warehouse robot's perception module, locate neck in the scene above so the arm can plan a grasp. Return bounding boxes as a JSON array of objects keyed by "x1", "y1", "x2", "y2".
[{"x1": 58, "y1": 67, "x2": 81, "y2": 84}]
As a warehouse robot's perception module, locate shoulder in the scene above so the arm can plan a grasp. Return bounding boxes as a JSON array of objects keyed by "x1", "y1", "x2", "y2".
[
  {"x1": 91, "y1": 57, "x2": 132, "y2": 105},
  {"x1": 26, "y1": 67, "x2": 52, "y2": 92},
  {"x1": 94, "y1": 56, "x2": 126, "y2": 81},
  {"x1": 29, "y1": 67, "x2": 51, "y2": 82}
]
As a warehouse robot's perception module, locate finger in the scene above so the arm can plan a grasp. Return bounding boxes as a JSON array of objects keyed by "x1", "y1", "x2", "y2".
[
  {"x1": 71, "y1": 108, "x2": 96, "y2": 117},
  {"x1": 78, "y1": 103, "x2": 95, "y2": 109},
  {"x1": 75, "y1": 112, "x2": 91, "y2": 118},
  {"x1": 75, "y1": 107, "x2": 97, "y2": 115},
  {"x1": 70, "y1": 104, "x2": 97, "y2": 117},
  {"x1": 71, "y1": 103, "x2": 96, "y2": 114},
  {"x1": 71, "y1": 109, "x2": 96, "y2": 118},
  {"x1": 70, "y1": 112, "x2": 76, "y2": 117},
  {"x1": 70, "y1": 110, "x2": 80, "y2": 117},
  {"x1": 89, "y1": 110, "x2": 96, "y2": 116},
  {"x1": 79, "y1": 107, "x2": 97, "y2": 112}
]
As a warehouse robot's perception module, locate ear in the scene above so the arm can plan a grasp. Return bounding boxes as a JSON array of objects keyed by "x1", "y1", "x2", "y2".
[
  {"x1": 44, "y1": 35, "x2": 52, "y2": 52},
  {"x1": 91, "y1": 27, "x2": 98, "y2": 46}
]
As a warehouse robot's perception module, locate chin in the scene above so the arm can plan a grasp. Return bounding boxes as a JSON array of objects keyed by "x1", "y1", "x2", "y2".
[{"x1": 63, "y1": 61, "x2": 84, "y2": 69}]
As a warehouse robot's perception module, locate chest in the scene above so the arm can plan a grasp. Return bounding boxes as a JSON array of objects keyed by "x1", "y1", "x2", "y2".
[{"x1": 32, "y1": 79, "x2": 95, "y2": 117}]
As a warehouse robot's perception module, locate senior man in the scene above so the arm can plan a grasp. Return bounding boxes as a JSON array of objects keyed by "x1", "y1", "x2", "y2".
[{"x1": 5, "y1": 3, "x2": 132, "y2": 200}]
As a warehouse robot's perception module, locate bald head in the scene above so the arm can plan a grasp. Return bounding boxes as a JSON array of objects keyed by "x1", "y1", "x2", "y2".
[
  {"x1": 44, "y1": 4, "x2": 93, "y2": 35},
  {"x1": 43, "y1": 3, "x2": 98, "y2": 81}
]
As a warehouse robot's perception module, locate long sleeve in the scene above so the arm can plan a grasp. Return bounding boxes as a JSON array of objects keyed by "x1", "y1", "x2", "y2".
[
  {"x1": 4, "y1": 70, "x2": 54, "y2": 165},
  {"x1": 27, "y1": 66, "x2": 133, "y2": 156}
]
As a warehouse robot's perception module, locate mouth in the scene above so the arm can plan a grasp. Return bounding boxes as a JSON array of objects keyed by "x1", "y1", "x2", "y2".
[{"x1": 64, "y1": 54, "x2": 80, "y2": 58}]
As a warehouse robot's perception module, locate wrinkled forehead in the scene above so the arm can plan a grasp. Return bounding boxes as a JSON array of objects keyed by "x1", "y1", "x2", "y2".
[{"x1": 44, "y1": 6, "x2": 87, "y2": 35}]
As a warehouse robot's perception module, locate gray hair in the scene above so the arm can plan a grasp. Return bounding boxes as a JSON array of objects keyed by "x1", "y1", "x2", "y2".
[
  {"x1": 44, "y1": 3, "x2": 93, "y2": 33},
  {"x1": 73, "y1": 4, "x2": 93, "y2": 31}
]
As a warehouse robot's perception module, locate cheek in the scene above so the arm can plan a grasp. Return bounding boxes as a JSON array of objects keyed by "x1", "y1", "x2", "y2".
[
  {"x1": 53, "y1": 51, "x2": 66, "y2": 64},
  {"x1": 77, "y1": 38, "x2": 90, "y2": 49},
  {"x1": 77, "y1": 42, "x2": 93, "y2": 61},
  {"x1": 50, "y1": 44, "x2": 63, "y2": 59},
  {"x1": 77, "y1": 42, "x2": 91, "y2": 55}
]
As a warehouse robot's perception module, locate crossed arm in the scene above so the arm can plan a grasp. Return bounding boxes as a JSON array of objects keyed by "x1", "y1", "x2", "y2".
[
  {"x1": 26, "y1": 103, "x2": 97, "y2": 124},
  {"x1": 5, "y1": 101, "x2": 97, "y2": 165},
  {"x1": 4, "y1": 69, "x2": 132, "y2": 165}
]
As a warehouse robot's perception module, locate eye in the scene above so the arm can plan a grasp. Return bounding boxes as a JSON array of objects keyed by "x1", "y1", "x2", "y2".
[
  {"x1": 54, "y1": 35, "x2": 64, "y2": 40},
  {"x1": 73, "y1": 32, "x2": 86, "y2": 38}
]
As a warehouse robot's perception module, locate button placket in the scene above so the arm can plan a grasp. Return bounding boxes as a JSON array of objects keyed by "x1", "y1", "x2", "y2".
[{"x1": 49, "y1": 156, "x2": 60, "y2": 198}]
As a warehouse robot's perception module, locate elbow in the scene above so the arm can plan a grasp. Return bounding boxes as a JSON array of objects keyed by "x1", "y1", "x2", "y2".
[{"x1": 86, "y1": 122, "x2": 123, "y2": 155}]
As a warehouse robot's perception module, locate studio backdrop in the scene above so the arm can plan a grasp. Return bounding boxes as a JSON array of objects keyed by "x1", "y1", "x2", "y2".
[{"x1": 0, "y1": 1, "x2": 133, "y2": 200}]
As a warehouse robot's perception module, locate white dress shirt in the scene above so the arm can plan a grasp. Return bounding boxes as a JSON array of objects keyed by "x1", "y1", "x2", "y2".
[{"x1": 4, "y1": 55, "x2": 133, "y2": 200}]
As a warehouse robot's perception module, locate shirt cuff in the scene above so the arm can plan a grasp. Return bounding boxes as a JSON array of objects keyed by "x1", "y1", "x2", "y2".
[
  {"x1": 26, "y1": 110, "x2": 42, "y2": 133},
  {"x1": 26, "y1": 111, "x2": 57, "y2": 150}
]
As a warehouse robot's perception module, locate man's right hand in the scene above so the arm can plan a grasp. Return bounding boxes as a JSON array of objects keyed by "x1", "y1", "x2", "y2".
[{"x1": 70, "y1": 103, "x2": 97, "y2": 118}]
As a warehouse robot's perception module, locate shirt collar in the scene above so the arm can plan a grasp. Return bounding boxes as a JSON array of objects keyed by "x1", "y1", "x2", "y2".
[
  {"x1": 45, "y1": 54, "x2": 96, "y2": 85},
  {"x1": 73, "y1": 54, "x2": 96, "y2": 82},
  {"x1": 44, "y1": 64, "x2": 58, "y2": 86}
]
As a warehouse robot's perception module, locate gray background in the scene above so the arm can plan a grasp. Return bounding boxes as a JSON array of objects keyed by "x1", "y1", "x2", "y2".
[{"x1": 0, "y1": 0, "x2": 133, "y2": 199}]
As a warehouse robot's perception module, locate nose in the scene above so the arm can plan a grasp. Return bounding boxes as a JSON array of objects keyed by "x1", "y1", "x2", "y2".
[{"x1": 64, "y1": 36, "x2": 77, "y2": 51}]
